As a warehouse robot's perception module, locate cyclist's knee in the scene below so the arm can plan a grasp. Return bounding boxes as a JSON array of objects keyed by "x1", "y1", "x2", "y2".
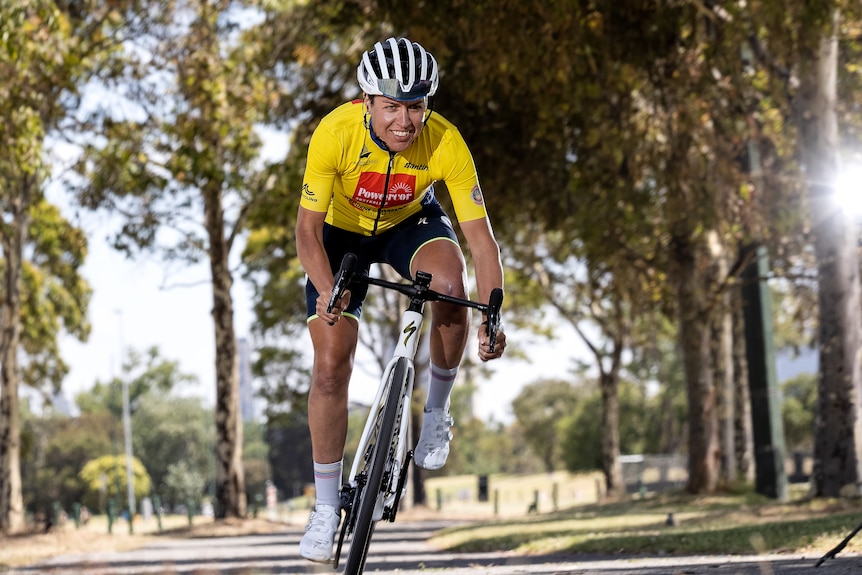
[{"x1": 312, "y1": 366, "x2": 351, "y2": 398}]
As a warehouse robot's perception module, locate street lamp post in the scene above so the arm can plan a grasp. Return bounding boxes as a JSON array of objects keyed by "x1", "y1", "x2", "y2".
[{"x1": 115, "y1": 309, "x2": 136, "y2": 525}]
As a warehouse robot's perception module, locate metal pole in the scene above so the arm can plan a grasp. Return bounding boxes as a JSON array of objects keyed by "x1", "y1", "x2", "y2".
[{"x1": 115, "y1": 309, "x2": 136, "y2": 520}]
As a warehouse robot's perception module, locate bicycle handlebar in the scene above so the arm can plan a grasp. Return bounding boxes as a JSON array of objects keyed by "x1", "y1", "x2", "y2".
[{"x1": 327, "y1": 252, "x2": 504, "y2": 352}]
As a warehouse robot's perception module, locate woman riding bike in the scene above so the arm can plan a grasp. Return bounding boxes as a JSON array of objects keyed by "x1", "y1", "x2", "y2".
[{"x1": 295, "y1": 36, "x2": 507, "y2": 564}]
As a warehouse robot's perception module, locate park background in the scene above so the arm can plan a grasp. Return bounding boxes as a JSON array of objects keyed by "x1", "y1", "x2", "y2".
[{"x1": 2, "y1": 0, "x2": 862, "y2": 543}]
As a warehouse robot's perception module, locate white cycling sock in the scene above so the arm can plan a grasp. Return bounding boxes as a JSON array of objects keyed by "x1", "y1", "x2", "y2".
[
  {"x1": 313, "y1": 459, "x2": 343, "y2": 508},
  {"x1": 424, "y1": 363, "x2": 458, "y2": 411}
]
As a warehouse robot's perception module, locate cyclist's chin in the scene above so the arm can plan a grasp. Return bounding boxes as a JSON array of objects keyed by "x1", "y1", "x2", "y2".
[{"x1": 383, "y1": 134, "x2": 415, "y2": 152}]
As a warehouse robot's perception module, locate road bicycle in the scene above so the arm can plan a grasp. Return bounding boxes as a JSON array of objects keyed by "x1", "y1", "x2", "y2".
[{"x1": 325, "y1": 252, "x2": 503, "y2": 574}]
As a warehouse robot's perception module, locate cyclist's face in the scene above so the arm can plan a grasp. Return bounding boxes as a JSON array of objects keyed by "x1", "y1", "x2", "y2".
[{"x1": 365, "y1": 95, "x2": 427, "y2": 152}]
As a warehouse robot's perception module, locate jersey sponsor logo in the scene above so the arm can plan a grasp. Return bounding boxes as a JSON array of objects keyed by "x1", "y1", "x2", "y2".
[
  {"x1": 302, "y1": 183, "x2": 318, "y2": 202},
  {"x1": 404, "y1": 161, "x2": 429, "y2": 171},
  {"x1": 471, "y1": 184, "x2": 484, "y2": 206},
  {"x1": 353, "y1": 172, "x2": 416, "y2": 209},
  {"x1": 355, "y1": 144, "x2": 374, "y2": 167}
]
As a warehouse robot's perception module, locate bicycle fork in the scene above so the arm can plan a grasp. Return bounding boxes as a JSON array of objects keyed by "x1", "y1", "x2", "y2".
[{"x1": 341, "y1": 305, "x2": 424, "y2": 524}]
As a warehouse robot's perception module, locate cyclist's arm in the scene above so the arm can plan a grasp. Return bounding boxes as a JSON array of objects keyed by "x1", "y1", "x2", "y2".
[
  {"x1": 460, "y1": 216, "x2": 506, "y2": 360},
  {"x1": 296, "y1": 208, "x2": 348, "y2": 324},
  {"x1": 460, "y1": 216, "x2": 504, "y2": 307}
]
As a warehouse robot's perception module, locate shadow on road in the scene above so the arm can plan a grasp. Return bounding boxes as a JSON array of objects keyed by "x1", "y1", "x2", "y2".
[{"x1": 5, "y1": 520, "x2": 862, "y2": 575}]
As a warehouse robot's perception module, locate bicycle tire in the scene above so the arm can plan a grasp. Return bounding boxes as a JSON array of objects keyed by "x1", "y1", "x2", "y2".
[{"x1": 344, "y1": 357, "x2": 409, "y2": 574}]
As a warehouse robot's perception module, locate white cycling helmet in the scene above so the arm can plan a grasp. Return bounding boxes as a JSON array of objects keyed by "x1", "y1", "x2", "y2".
[{"x1": 357, "y1": 37, "x2": 439, "y2": 101}]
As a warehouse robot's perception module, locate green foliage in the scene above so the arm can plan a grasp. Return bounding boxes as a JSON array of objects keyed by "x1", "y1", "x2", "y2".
[
  {"x1": 781, "y1": 373, "x2": 817, "y2": 451},
  {"x1": 20, "y1": 411, "x2": 118, "y2": 516},
  {"x1": 79, "y1": 454, "x2": 152, "y2": 512},
  {"x1": 18, "y1": 199, "x2": 92, "y2": 393},
  {"x1": 242, "y1": 420, "x2": 272, "y2": 500},
  {"x1": 511, "y1": 379, "x2": 583, "y2": 473},
  {"x1": 162, "y1": 461, "x2": 207, "y2": 509},
  {"x1": 560, "y1": 379, "x2": 665, "y2": 473},
  {"x1": 442, "y1": 378, "x2": 543, "y2": 477},
  {"x1": 265, "y1": 412, "x2": 314, "y2": 498},
  {"x1": 130, "y1": 393, "x2": 212, "y2": 507}
]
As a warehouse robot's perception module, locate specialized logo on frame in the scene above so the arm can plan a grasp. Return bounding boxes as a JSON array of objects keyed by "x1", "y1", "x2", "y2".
[
  {"x1": 353, "y1": 172, "x2": 417, "y2": 210},
  {"x1": 403, "y1": 321, "x2": 417, "y2": 346}
]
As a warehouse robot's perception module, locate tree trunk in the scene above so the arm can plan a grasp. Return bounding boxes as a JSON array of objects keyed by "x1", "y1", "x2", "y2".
[
  {"x1": 0, "y1": 184, "x2": 30, "y2": 533},
  {"x1": 599, "y1": 369, "x2": 624, "y2": 498},
  {"x1": 204, "y1": 188, "x2": 246, "y2": 518},
  {"x1": 731, "y1": 287, "x2": 755, "y2": 482},
  {"x1": 673, "y1": 235, "x2": 720, "y2": 493},
  {"x1": 797, "y1": 9, "x2": 862, "y2": 497},
  {"x1": 710, "y1": 234, "x2": 736, "y2": 484}
]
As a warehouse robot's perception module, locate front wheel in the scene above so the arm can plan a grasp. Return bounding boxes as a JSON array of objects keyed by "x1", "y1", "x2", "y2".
[{"x1": 343, "y1": 357, "x2": 409, "y2": 574}]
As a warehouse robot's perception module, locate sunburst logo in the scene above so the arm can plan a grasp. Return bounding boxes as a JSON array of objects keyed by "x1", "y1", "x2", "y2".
[{"x1": 390, "y1": 181, "x2": 413, "y2": 195}]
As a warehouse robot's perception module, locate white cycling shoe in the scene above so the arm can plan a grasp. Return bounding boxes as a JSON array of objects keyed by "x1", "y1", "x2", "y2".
[
  {"x1": 413, "y1": 408, "x2": 454, "y2": 470},
  {"x1": 299, "y1": 504, "x2": 341, "y2": 563}
]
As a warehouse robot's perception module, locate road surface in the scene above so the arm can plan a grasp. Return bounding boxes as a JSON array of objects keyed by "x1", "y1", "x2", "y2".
[{"x1": 5, "y1": 520, "x2": 862, "y2": 574}]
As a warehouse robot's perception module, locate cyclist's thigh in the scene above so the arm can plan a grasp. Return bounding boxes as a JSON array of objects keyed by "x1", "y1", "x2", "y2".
[
  {"x1": 382, "y1": 204, "x2": 465, "y2": 291},
  {"x1": 308, "y1": 314, "x2": 360, "y2": 374},
  {"x1": 305, "y1": 224, "x2": 375, "y2": 321}
]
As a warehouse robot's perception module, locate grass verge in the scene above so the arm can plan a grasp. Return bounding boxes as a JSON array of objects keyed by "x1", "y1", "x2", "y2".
[{"x1": 430, "y1": 488, "x2": 862, "y2": 557}]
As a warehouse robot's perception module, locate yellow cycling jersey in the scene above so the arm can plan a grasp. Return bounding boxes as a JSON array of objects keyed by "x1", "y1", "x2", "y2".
[{"x1": 300, "y1": 100, "x2": 488, "y2": 235}]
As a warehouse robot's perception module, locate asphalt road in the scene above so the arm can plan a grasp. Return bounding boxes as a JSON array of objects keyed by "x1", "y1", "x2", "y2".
[{"x1": 5, "y1": 520, "x2": 862, "y2": 575}]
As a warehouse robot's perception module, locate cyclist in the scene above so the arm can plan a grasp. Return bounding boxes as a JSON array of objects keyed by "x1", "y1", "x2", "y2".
[{"x1": 295, "y1": 37, "x2": 507, "y2": 563}]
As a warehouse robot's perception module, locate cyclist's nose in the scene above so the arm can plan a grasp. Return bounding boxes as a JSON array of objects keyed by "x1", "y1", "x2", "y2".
[{"x1": 397, "y1": 105, "x2": 411, "y2": 125}]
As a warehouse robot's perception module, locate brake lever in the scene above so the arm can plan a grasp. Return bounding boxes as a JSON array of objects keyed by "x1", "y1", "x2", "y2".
[
  {"x1": 327, "y1": 253, "x2": 358, "y2": 314},
  {"x1": 486, "y1": 288, "x2": 504, "y2": 353}
]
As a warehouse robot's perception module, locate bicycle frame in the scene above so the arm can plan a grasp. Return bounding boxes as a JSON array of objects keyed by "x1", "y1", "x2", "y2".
[
  {"x1": 327, "y1": 252, "x2": 503, "y2": 573},
  {"x1": 347, "y1": 306, "x2": 421, "y2": 488}
]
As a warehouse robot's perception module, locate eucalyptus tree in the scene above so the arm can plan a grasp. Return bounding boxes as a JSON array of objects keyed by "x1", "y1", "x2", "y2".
[
  {"x1": 791, "y1": 4, "x2": 862, "y2": 496},
  {"x1": 0, "y1": 0, "x2": 99, "y2": 532},
  {"x1": 71, "y1": 0, "x2": 279, "y2": 518}
]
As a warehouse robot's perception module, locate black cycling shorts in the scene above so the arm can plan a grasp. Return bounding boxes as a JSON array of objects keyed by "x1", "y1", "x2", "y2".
[{"x1": 305, "y1": 193, "x2": 461, "y2": 321}]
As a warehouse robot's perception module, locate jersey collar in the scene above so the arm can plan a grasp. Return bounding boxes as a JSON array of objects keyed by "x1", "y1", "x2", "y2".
[{"x1": 368, "y1": 124, "x2": 392, "y2": 153}]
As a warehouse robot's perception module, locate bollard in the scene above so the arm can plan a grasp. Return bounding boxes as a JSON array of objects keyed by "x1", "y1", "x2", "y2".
[
  {"x1": 72, "y1": 502, "x2": 81, "y2": 529},
  {"x1": 477, "y1": 475, "x2": 489, "y2": 502},
  {"x1": 552, "y1": 483, "x2": 559, "y2": 511},
  {"x1": 107, "y1": 499, "x2": 116, "y2": 534},
  {"x1": 436, "y1": 488, "x2": 442, "y2": 512},
  {"x1": 254, "y1": 493, "x2": 264, "y2": 518},
  {"x1": 152, "y1": 495, "x2": 163, "y2": 532},
  {"x1": 527, "y1": 490, "x2": 539, "y2": 514},
  {"x1": 52, "y1": 501, "x2": 62, "y2": 528},
  {"x1": 494, "y1": 489, "x2": 499, "y2": 516},
  {"x1": 186, "y1": 498, "x2": 196, "y2": 527}
]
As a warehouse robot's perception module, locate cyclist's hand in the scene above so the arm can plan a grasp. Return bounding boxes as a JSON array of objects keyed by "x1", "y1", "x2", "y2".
[
  {"x1": 318, "y1": 289, "x2": 351, "y2": 325},
  {"x1": 478, "y1": 323, "x2": 506, "y2": 361}
]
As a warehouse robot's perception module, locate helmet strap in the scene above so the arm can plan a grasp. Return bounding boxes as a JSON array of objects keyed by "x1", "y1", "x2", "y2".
[{"x1": 423, "y1": 96, "x2": 435, "y2": 124}]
